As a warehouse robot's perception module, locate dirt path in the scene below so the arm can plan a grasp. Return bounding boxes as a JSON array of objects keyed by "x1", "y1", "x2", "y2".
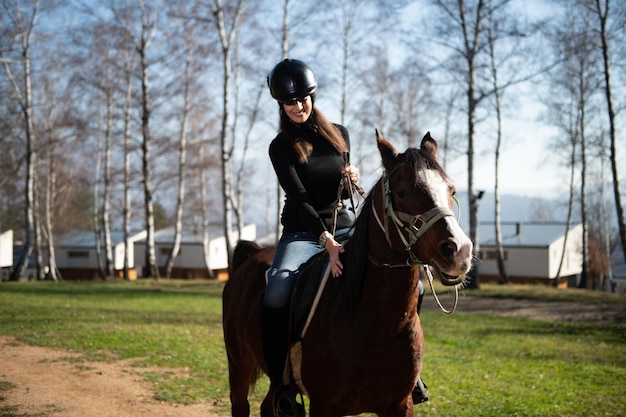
[
  {"x1": 0, "y1": 337, "x2": 222, "y2": 417},
  {"x1": 1, "y1": 297, "x2": 623, "y2": 417}
]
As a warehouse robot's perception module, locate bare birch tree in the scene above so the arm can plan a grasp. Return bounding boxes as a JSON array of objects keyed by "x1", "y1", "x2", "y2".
[
  {"x1": 101, "y1": 50, "x2": 115, "y2": 278},
  {"x1": 486, "y1": 23, "x2": 508, "y2": 283},
  {"x1": 38, "y1": 65, "x2": 70, "y2": 282},
  {"x1": 197, "y1": 138, "x2": 215, "y2": 279},
  {"x1": 205, "y1": 0, "x2": 247, "y2": 265},
  {"x1": 164, "y1": 14, "x2": 197, "y2": 279},
  {"x1": 2, "y1": 0, "x2": 40, "y2": 281},
  {"x1": 275, "y1": 0, "x2": 290, "y2": 244},
  {"x1": 427, "y1": 0, "x2": 540, "y2": 288},
  {"x1": 428, "y1": 0, "x2": 493, "y2": 288},
  {"x1": 70, "y1": 10, "x2": 123, "y2": 279},
  {"x1": 42, "y1": 129, "x2": 59, "y2": 281},
  {"x1": 93, "y1": 116, "x2": 105, "y2": 280},
  {"x1": 586, "y1": 0, "x2": 626, "y2": 264},
  {"x1": 115, "y1": 0, "x2": 159, "y2": 278},
  {"x1": 546, "y1": 5, "x2": 602, "y2": 287},
  {"x1": 121, "y1": 37, "x2": 137, "y2": 281}
]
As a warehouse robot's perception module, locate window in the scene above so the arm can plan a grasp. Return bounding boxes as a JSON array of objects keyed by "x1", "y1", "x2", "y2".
[
  {"x1": 484, "y1": 250, "x2": 507, "y2": 260},
  {"x1": 68, "y1": 251, "x2": 89, "y2": 258}
]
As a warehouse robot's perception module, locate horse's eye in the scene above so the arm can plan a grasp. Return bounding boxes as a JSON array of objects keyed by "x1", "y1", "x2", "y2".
[{"x1": 396, "y1": 190, "x2": 409, "y2": 199}]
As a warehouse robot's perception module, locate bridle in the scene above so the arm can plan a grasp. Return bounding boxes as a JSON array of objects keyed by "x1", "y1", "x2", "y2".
[
  {"x1": 370, "y1": 164, "x2": 461, "y2": 314},
  {"x1": 371, "y1": 165, "x2": 457, "y2": 267}
]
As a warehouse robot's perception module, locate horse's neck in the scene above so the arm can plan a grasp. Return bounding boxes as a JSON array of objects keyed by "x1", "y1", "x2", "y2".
[
  {"x1": 359, "y1": 263, "x2": 421, "y2": 332},
  {"x1": 357, "y1": 186, "x2": 421, "y2": 327}
]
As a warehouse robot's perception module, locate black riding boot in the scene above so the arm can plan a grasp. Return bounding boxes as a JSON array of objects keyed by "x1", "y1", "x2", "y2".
[
  {"x1": 412, "y1": 289, "x2": 430, "y2": 404},
  {"x1": 261, "y1": 304, "x2": 305, "y2": 417}
]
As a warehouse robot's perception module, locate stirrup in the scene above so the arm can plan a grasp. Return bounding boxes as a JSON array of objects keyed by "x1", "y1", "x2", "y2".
[
  {"x1": 411, "y1": 378, "x2": 429, "y2": 405},
  {"x1": 274, "y1": 384, "x2": 306, "y2": 417}
]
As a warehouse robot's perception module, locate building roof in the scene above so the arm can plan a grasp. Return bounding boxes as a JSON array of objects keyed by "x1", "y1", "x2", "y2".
[
  {"x1": 57, "y1": 230, "x2": 145, "y2": 247},
  {"x1": 149, "y1": 227, "x2": 207, "y2": 244},
  {"x1": 477, "y1": 222, "x2": 580, "y2": 248},
  {"x1": 57, "y1": 225, "x2": 254, "y2": 248},
  {"x1": 137, "y1": 225, "x2": 255, "y2": 245}
]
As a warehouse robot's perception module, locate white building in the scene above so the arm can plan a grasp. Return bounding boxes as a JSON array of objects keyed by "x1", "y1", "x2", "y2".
[
  {"x1": 55, "y1": 230, "x2": 146, "y2": 279},
  {"x1": 133, "y1": 224, "x2": 257, "y2": 280},
  {"x1": 54, "y1": 225, "x2": 257, "y2": 280},
  {"x1": 475, "y1": 222, "x2": 583, "y2": 287},
  {"x1": 0, "y1": 230, "x2": 13, "y2": 280}
]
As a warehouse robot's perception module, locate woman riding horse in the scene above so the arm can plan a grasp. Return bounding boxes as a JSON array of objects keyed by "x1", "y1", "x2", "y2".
[
  {"x1": 262, "y1": 59, "x2": 429, "y2": 416},
  {"x1": 263, "y1": 58, "x2": 359, "y2": 416}
]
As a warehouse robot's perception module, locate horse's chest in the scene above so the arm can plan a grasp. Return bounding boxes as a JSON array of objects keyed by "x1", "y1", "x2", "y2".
[
  {"x1": 302, "y1": 320, "x2": 422, "y2": 381},
  {"x1": 300, "y1": 326, "x2": 421, "y2": 413}
]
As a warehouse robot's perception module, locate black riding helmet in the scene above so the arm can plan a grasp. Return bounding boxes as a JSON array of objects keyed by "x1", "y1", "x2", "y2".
[{"x1": 267, "y1": 59, "x2": 317, "y2": 103}]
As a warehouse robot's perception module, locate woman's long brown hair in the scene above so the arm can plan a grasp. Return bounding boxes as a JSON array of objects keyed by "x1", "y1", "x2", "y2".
[{"x1": 279, "y1": 95, "x2": 348, "y2": 164}]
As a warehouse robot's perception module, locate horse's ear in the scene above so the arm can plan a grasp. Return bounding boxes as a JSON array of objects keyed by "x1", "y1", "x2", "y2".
[
  {"x1": 376, "y1": 129, "x2": 399, "y2": 163},
  {"x1": 420, "y1": 132, "x2": 438, "y2": 160}
]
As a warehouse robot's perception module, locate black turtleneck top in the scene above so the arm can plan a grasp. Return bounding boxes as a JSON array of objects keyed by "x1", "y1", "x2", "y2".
[{"x1": 269, "y1": 123, "x2": 355, "y2": 238}]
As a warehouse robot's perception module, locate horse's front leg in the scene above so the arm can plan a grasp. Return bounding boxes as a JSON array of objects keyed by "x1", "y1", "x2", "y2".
[{"x1": 260, "y1": 387, "x2": 276, "y2": 417}]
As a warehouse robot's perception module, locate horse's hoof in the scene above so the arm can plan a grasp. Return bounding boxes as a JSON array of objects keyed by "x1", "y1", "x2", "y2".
[
  {"x1": 275, "y1": 384, "x2": 306, "y2": 417},
  {"x1": 411, "y1": 378, "x2": 429, "y2": 405}
]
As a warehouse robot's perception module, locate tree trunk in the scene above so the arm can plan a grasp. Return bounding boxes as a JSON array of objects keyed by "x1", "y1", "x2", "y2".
[
  {"x1": 33, "y1": 168, "x2": 44, "y2": 281},
  {"x1": 6, "y1": 1, "x2": 39, "y2": 281},
  {"x1": 199, "y1": 144, "x2": 214, "y2": 279},
  {"x1": 488, "y1": 26, "x2": 508, "y2": 283},
  {"x1": 461, "y1": 0, "x2": 486, "y2": 289},
  {"x1": 122, "y1": 47, "x2": 135, "y2": 281},
  {"x1": 276, "y1": 0, "x2": 290, "y2": 244},
  {"x1": 45, "y1": 147, "x2": 59, "y2": 281},
  {"x1": 340, "y1": 1, "x2": 357, "y2": 125},
  {"x1": 165, "y1": 28, "x2": 193, "y2": 279},
  {"x1": 554, "y1": 109, "x2": 577, "y2": 287},
  {"x1": 138, "y1": 1, "x2": 158, "y2": 279},
  {"x1": 599, "y1": 155, "x2": 614, "y2": 291},
  {"x1": 577, "y1": 93, "x2": 589, "y2": 289},
  {"x1": 210, "y1": 0, "x2": 245, "y2": 267},
  {"x1": 93, "y1": 122, "x2": 106, "y2": 280},
  {"x1": 593, "y1": 0, "x2": 626, "y2": 264},
  {"x1": 231, "y1": 41, "x2": 244, "y2": 239},
  {"x1": 102, "y1": 65, "x2": 114, "y2": 278}
]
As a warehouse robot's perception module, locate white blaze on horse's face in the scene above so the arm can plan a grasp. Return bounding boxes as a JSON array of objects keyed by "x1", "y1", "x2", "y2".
[
  {"x1": 418, "y1": 169, "x2": 473, "y2": 277},
  {"x1": 417, "y1": 169, "x2": 451, "y2": 212}
]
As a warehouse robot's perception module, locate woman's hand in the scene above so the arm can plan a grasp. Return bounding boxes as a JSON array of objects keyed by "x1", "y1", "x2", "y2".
[
  {"x1": 322, "y1": 233, "x2": 345, "y2": 278},
  {"x1": 342, "y1": 165, "x2": 359, "y2": 184}
]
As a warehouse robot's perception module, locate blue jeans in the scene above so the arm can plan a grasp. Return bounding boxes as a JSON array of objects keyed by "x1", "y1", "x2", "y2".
[{"x1": 263, "y1": 228, "x2": 353, "y2": 308}]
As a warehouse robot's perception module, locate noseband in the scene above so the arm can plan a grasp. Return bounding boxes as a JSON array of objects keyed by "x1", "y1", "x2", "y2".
[{"x1": 371, "y1": 166, "x2": 458, "y2": 267}]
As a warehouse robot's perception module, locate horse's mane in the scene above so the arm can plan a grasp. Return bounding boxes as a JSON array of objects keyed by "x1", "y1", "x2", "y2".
[{"x1": 335, "y1": 190, "x2": 374, "y2": 318}]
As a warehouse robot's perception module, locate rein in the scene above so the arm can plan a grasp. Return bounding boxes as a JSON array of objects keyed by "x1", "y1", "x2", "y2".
[
  {"x1": 330, "y1": 154, "x2": 366, "y2": 235},
  {"x1": 423, "y1": 265, "x2": 458, "y2": 314}
]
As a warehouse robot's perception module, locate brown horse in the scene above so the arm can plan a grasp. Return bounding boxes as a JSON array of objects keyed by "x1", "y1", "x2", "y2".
[{"x1": 223, "y1": 131, "x2": 473, "y2": 417}]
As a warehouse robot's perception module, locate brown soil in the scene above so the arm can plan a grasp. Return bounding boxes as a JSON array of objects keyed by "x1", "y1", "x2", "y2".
[
  {"x1": 0, "y1": 337, "x2": 222, "y2": 417},
  {"x1": 1, "y1": 296, "x2": 623, "y2": 417}
]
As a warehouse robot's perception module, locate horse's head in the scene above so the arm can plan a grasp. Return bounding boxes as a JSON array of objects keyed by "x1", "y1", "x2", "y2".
[{"x1": 373, "y1": 130, "x2": 473, "y2": 285}]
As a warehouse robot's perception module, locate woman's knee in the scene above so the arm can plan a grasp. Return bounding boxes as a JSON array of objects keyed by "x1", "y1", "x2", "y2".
[{"x1": 263, "y1": 268, "x2": 294, "y2": 309}]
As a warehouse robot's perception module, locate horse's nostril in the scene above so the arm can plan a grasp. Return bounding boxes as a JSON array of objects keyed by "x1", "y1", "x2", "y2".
[{"x1": 440, "y1": 240, "x2": 457, "y2": 260}]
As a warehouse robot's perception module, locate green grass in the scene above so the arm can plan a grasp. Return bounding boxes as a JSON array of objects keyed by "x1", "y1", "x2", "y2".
[{"x1": 0, "y1": 280, "x2": 624, "y2": 416}]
